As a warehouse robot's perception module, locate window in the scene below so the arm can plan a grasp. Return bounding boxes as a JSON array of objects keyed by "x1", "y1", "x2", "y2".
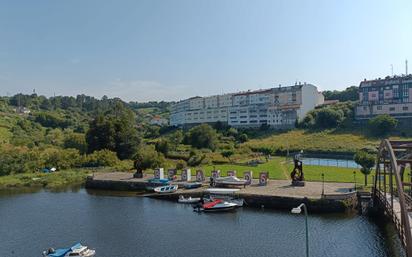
[
  {"x1": 250, "y1": 120, "x2": 258, "y2": 123},
  {"x1": 260, "y1": 115, "x2": 267, "y2": 118},
  {"x1": 389, "y1": 107, "x2": 395, "y2": 111},
  {"x1": 240, "y1": 121, "x2": 247, "y2": 124},
  {"x1": 394, "y1": 87, "x2": 399, "y2": 98},
  {"x1": 230, "y1": 111, "x2": 237, "y2": 114},
  {"x1": 230, "y1": 116, "x2": 237, "y2": 120},
  {"x1": 403, "y1": 85, "x2": 409, "y2": 97},
  {"x1": 250, "y1": 115, "x2": 257, "y2": 118},
  {"x1": 240, "y1": 116, "x2": 247, "y2": 119},
  {"x1": 403, "y1": 106, "x2": 409, "y2": 111},
  {"x1": 377, "y1": 106, "x2": 382, "y2": 110}
]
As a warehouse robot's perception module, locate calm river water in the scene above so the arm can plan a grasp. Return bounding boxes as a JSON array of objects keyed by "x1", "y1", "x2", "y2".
[{"x1": 0, "y1": 189, "x2": 406, "y2": 257}]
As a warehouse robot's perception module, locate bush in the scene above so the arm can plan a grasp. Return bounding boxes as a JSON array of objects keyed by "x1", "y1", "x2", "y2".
[
  {"x1": 185, "y1": 124, "x2": 218, "y2": 150},
  {"x1": 41, "y1": 148, "x2": 81, "y2": 170},
  {"x1": 134, "y1": 145, "x2": 165, "y2": 172},
  {"x1": 314, "y1": 108, "x2": 344, "y2": 128},
  {"x1": 64, "y1": 132, "x2": 87, "y2": 154},
  {"x1": 238, "y1": 133, "x2": 248, "y2": 143},
  {"x1": 368, "y1": 114, "x2": 398, "y2": 137},
  {"x1": 175, "y1": 160, "x2": 186, "y2": 170},
  {"x1": 155, "y1": 139, "x2": 170, "y2": 155},
  {"x1": 187, "y1": 153, "x2": 206, "y2": 167},
  {"x1": 82, "y1": 149, "x2": 119, "y2": 167}
]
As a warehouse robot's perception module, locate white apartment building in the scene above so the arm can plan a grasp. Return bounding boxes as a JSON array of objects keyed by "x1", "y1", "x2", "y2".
[{"x1": 170, "y1": 83, "x2": 324, "y2": 128}]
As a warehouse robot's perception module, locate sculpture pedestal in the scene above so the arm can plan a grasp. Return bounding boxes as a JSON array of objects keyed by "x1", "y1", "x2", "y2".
[
  {"x1": 291, "y1": 180, "x2": 305, "y2": 187},
  {"x1": 133, "y1": 171, "x2": 143, "y2": 178}
]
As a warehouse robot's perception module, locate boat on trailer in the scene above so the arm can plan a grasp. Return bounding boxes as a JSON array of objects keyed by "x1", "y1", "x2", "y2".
[
  {"x1": 43, "y1": 243, "x2": 95, "y2": 257},
  {"x1": 154, "y1": 185, "x2": 178, "y2": 193},
  {"x1": 211, "y1": 176, "x2": 248, "y2": 187}
]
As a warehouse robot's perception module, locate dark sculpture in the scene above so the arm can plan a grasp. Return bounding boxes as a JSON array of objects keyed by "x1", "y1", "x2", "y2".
[{"x1": 290, "y1": 151, "x2": 305, "y2": 186}]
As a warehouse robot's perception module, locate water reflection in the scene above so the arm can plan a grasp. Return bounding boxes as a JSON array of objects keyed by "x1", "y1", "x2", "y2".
[{"x1": 0, "y1": 189, "x2": 406, "y2": 257}]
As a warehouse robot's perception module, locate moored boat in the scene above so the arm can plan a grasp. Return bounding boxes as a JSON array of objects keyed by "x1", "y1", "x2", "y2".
[
  {"x1": 195, "y1": 199, "x2": 238, "y2": 212},
  {"x1": 154, "y1": 185, "x2": 178, "y2": 193},
  {"x1": 147, "y1": 178, "x2": 170, "y2": 185},
  {"x1": 184, "y1": 182, "x2": 202, "y2": 189},
  {"x1": 43, "y1": 243, "x2": 95, "y2": 257},
  {"x1": 178, "y1": 195, "x2": 201, "y2": 203}
]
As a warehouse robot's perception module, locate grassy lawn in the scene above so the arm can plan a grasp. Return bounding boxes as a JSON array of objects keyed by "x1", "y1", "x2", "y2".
[
  {"x1": 196, "y1": 157, "x2": 374, "y2": 186},
  {"x1": 244, "y1": 129, "x2": 379, "y2": 154}
]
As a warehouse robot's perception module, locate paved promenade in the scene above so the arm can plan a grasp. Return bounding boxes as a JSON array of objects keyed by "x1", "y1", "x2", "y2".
[{"x1": 90, "y1": 172, "x2": 355, "y2": 199}]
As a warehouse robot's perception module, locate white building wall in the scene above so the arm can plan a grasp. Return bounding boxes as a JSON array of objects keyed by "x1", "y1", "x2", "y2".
[
  {"x1": 170, "y1": 84, "x2": 322, "y2": 127},
  {"x1": 298, "y1": 84, "x2": 324, "y2": 120}
]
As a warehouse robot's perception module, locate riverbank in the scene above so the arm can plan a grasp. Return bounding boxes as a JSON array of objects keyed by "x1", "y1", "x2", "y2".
[
  {"x1": 0, "y1": 167, "x2": 126, "y2": 191},
  {"x1": 0, "y1": 157, "x2": 373, "y2": 191},
  {"x1": 86, "y1": 172, "x2": 358, "y2": 213}
]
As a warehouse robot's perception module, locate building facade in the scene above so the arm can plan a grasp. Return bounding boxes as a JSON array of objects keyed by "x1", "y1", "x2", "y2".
[
  {"x1": 355, "y1": 75, "x2": 412, "y2": 120},
  {"x1": 170, "y1": 83, "x2": 324, "y2": 128}
]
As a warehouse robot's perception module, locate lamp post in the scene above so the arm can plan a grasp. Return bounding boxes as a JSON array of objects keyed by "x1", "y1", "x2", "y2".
[
  {"x1": 321, "y1": 173, "x2": 325, "y2": 198},
  {"x1": 291, "y1": 203, "x2": 309, "y2": 257},
  {"x1": 353, "y1": 171, "x2": 356, "y2": 191}
]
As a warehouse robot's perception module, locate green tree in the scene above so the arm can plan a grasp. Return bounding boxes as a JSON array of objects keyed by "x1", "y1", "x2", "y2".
[
  {"x1": 186, "y1": 124, "x2": 218, "y2": 150},
  {"x1": 354, "y1": 150, "x2": 375, "y2": 186},
  {"x1": 64, "y1": 132, "x2": 87, "y2": 154},
  {"x1": 322, "y1": 86, "x2": 358, "y2": 102},
  {"x1": 314, "y1": 108, "x2": 344, "y2": 128},
  {"x1": 86, "y1": 104, "x2": 141, "y2": 160},
  {"x1": 133, "y1": 145, "x2": 165, "y2": 177},
  {"x1": 155, "y1": 139, "x2": 170, "y2": 155},
  {"x1": 168, "y1": 130, "x2": 183, "y2": 148},
  {"x1": 368, "y1": 114, "x2": 398, "y2": 137}
]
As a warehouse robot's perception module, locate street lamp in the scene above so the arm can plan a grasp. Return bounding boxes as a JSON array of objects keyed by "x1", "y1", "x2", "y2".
[
  {"x1": 353, "y1": 171, "x2": 356, "y2": 191},
  {"x1": 291, "y1": 203, "x2": 309, "y2": 257},
  {"x1": 321, "y1": 173, "x2": 325, "y2": 197}
]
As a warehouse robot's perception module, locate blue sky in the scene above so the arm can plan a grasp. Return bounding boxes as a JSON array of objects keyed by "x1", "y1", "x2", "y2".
[{"x1": 0, "y1": 0, "x2": 411, "y2": 102}]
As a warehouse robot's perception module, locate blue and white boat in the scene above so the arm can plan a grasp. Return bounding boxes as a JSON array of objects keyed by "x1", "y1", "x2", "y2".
[
  {"x1": 184, "y1": 182, "x2": 202, "y2": 189},
  {"x1": 147, "y1": 178, "x2": 170, "y2": 185},
  {"x1": 154, "y1": 185, "x2": 178, "y2": 193},
  {"x1": 43, "y1": 243, "x2": 95, "y2": 257}
]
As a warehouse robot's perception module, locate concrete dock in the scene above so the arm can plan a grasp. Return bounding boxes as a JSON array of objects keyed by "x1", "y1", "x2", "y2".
[{"x1": 86, "y1": 172, "x2": 358, "y2": 212}]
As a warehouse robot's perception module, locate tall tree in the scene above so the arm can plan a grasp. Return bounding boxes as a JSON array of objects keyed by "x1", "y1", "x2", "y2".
[
  {"x1": 354, "y1": 150, "x2": 375, "y2": 186},
  {"x1": 86, "y1": 103, "x2": 140, "y2": 159}
]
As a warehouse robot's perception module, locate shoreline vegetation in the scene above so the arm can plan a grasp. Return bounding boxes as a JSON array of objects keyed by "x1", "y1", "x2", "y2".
[
  {"x1": 1, "y1": 93, "x2": 411, "y2": 193},
  {"x1": 0, "y1": 157, "x2": 376, "y2": 191}
]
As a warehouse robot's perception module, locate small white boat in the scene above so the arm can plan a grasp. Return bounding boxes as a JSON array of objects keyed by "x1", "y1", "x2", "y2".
[
  {"x1": 178, "y1": 195, "x2": 201, "y2": 203},
  {"x1": 205, "y1": 188, "x2": 240, "y2": 194},
  {"x1": 154, "y1": 185, "x2": 178, "y2": 193}
]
